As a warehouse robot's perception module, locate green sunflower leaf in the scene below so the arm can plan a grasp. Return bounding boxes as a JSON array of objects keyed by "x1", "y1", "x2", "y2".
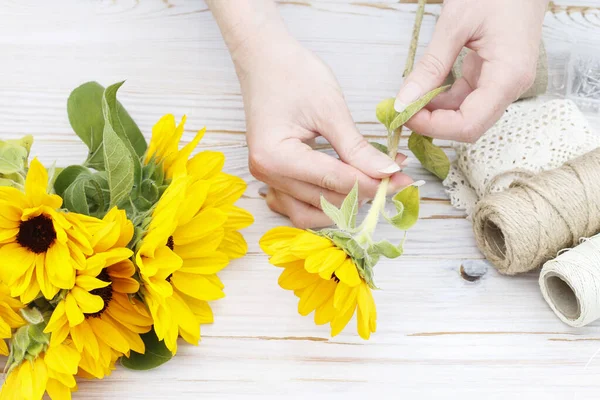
[
  {"x1": 103, "y1": 122, "x2": 135, "y2": 209},
  {"x1": 101, "y1": 81, "x2": 147, "y2": 157},
  {"x1": 102, "y1": 81, "x2": 143, "y2": 189},
  {"x1": 67, "y1": 82, "x2": 109, "y2": 170},
  {"x1": 389, "y1": 85, "x2": 450, "y2": 132},
  {"x1": 63, "y1": 176, "x2": 90, "y2": 215},
  {"x1": 339, "y1": 181, "x2": 359, "y2": 230},
  {"x1": 6, "y1": 135, "x2": 33, "y2": 157},
  {"x1": 141, "y1": 179, "x2": 159, "y2": 203},
  {"x1": 369, "y1": 142, "x2": 388, "y2": 155},
  {"x1": 67, "y1": 81, "x2": 147, "y2": 171},
  {"x1": 375, "y1": 97, "x2": 397, "y2": 131},
  {"x1": 392, "y1": 183, "x2": 421, "y2": 230},
  {"x1": 382, "y1": 182, "x2": 421, "y2": 230},
  {"x1": 407, "y1": 133, "x2": 450, "y2": 180},
  {"x1": 121, "y1": 329, "x2": 173, "y2": 371},
  {"x1": 370, "y1": 239, "x2": 405, "y2": 259},
  {"x1": 0, "y1": 141, "x2": 28, "y2": 175},
  {"x1": 320, "y1": 196, "x2": 344, "y2": 229},
  {"x1": 54, "y1": 165, "x2": 90, "y2": 197}
]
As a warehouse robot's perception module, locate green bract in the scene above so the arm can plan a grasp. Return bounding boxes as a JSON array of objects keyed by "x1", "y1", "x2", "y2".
[{"x1": 316, "y1": 182, "x2": 420, "y2": 288}]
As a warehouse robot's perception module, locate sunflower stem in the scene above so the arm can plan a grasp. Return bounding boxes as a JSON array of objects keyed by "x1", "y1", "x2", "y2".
[{"x1": 356, "y1": 2, "x2": 425, "y2": 245}]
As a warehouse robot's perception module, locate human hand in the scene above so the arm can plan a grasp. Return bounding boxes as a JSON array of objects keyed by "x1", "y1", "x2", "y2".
[
  {"x1": 395, "y1": 0, "x2": 549, "y2": 143},
  {"x1": 237, "y1": 34, "x2": 412, "y2": 228}
]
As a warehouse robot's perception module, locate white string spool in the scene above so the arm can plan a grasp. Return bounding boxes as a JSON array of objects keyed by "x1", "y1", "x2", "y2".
[{"x1": 539, "y1": 234, "x2": 600, "y2": 327}]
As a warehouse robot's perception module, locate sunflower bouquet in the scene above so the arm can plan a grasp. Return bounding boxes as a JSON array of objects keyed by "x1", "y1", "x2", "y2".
[{"x1": 0, "y1": 81, "x2": 253, "y2": 399}]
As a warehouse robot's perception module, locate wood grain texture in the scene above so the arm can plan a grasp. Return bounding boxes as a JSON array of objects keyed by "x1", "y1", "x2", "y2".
[{"x1": 1, "y1": 0, "x2": 600, "y2": 398}]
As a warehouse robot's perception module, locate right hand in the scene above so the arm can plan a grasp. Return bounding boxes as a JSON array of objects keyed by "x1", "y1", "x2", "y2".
[
  {"x1": 234, "y1": 33, "x2": 412, "y2": 229},
  {"x1": 394, "y1": 0, "x2": 548, "y2": 143}
]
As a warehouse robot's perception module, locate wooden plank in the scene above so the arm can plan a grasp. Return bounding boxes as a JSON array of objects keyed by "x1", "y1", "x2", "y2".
[{"x1": 0, "y1": 0, "x2": 599, "y2": 398}]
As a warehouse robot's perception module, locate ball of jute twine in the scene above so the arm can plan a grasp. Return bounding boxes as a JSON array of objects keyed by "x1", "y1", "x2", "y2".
[
  {"x1": 540, "y1": 234, "x2": 600, "y2": 327},
  {"x1": 472, "y1": 147, "x2": 600, "y2": 275}
]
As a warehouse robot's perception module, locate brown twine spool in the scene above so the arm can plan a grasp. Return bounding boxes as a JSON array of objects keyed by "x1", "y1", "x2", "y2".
[{"x1": 472, "y1": 147, "x2": 600, "y2": 275}]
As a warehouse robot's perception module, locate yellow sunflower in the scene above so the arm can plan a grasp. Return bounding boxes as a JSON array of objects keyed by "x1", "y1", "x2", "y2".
[
  {"x1": 0, "y1": 158, "x2": 93, "y2": 303},
  {"x1": 0, "y1": 283, "x2": 25, "y2": 355},
  {"x1": 136, "y1": 115, "x2": 252, "y2": 353},
  {"x1": 260, "y1": 227, "x2": 377, "y2": 340},
  {"x1": 0, "y1": 342, "x2": 80, "y2": 400},
  {"x1": 144, "y1": 114, "x2": 205, "y2": 180},
  {"x1": 44, "y1": 208, "x2": 152, "y2": 379}
]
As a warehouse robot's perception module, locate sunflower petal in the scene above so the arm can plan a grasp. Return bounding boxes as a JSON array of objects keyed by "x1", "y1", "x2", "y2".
[
  {"x1": 278, "y1": 264, "x2": 319, "y2": 291},
  {"x1": 298, "y1": 279, "x2": 336, "y2": 316},
  {"x1": 171, "y1": 273, "x2": 225, "y2": 301},
  {"x1": 333, "y1": 258, "x2": 361, "y2": 287}
]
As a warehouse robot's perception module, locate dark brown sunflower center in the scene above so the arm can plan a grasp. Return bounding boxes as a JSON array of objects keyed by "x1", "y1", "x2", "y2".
[
  {"x1": 17, "y1": 214, "x2": 57, "y2": 254},
  {"x1": 86, "y1": 270, "x2": 113, "y2": 319},
  {"x1": 331, "y1": 273, "x2": 340, "y2": 283}
]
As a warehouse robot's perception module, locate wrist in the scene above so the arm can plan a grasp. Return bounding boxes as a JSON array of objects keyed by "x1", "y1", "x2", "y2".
[{"x1": 207, "y1": 0, "x2": 294, "y2": 77}]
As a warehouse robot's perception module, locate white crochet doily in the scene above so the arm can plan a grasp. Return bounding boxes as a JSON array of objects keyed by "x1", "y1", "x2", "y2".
[{"x1": 443, "y1": 99, "x2": 600, "y2": 216}]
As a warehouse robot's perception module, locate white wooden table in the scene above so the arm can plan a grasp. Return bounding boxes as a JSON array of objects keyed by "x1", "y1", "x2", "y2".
[{"x1": 2, "y1": 1, "x2": 600, "y2": 398}]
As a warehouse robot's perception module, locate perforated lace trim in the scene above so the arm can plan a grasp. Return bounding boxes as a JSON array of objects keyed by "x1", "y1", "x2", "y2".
[{"x1": 443, "y1": 99, "x2": 600, "y2": 216}]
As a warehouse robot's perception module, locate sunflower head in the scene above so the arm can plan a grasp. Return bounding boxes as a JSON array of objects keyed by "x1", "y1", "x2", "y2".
[
  {"x1": 260, "y1": 227, "x2": 377, "y2": 340},
  {"x1": 0, "y1": 341, "x2": 80, "y2": 400},
  {"x1": 0, "y1": 158, "x2": 94, "y2": 303},
  {"x1": 136, "y1": 142, "x2": 253, "y2": 353},
  {"x1": 42, "y1": 208, "x2": 152, "y2": 379}
]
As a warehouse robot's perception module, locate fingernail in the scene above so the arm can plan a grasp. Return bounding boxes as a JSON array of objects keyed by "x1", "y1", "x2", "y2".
[
  {"x1": 377, "y1": 163, "x2": 401, "y2": 175},
  {"x1": 400, "y1": 157, "x2": 412, "y2": 168},
  {"x1": 394, "y1": 81, "x2": 422, "y2": 113},
  {"x1": 258, "y1": 185, "x2": 268, "y2": 197},
  {"x1": 413, "y1": 180, "x2": 426, "y2": 187}
]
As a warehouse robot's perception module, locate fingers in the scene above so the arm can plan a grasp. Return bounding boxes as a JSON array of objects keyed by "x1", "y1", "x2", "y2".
[
  {"x1": 426, "y1": 51, "x2": 483, "y2": 111},
  {"x1": 394, "y1": 7, "x2": 468, "y2": 113},
  {"x1": 257, "y1": 139, "x2": 409, "y2": 200},
  {"x1": 405, "y1": 59, "x2": 534, "y2": 142},
  {"x1": 319, "y1": 104, "x2": 402, "y2": 179},
  {"x1": 265, "y1": 188, "x2": 333, "y2": 229},
  {"x1": 271, "y1": 176, "x2": 350, "y2": 209}
]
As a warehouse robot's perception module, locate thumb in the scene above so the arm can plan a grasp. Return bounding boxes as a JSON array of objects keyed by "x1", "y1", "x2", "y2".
[
  {"x1": 394, "y1": 12, "x2": 468, "y2": 113},
  {"x1": 321, "y1": 107, "x2": 401, "y2": 179}
]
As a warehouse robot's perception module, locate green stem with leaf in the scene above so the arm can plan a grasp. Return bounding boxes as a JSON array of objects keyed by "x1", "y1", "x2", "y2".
[{"x1": 356, "y1": 0, "x2": 427, "y2": 244}]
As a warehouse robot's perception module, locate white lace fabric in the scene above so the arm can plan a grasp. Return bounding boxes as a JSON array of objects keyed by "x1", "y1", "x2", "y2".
[{"x1": 443, "y1": 99, "x2": 600, "y2": 216}]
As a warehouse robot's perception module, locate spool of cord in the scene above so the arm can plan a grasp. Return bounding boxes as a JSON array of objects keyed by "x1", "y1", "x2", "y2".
[
  {"x1": 540, "y1": 234, "x2": 600, "y2": 327},
  {"x1": 472, "y1": 147, "x2": 600, "y2": 275}
]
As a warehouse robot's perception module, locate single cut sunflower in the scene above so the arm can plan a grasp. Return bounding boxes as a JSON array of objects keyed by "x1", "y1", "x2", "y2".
[
  {"x1": 44, "y1": 208, "x2": 152, "y2": 379},
  {"x1": 0, "y1": 158, "x2": 93, "y2": 302},
  {"x1": 0, "y1": 342, "x2": 80, "y2": 400},
  {"x1": 0, "y1": 283, "x2": 25, "y2": 355},
  {"x1": 260, "y1": 227, "x2": 377, "y2": 340}
]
